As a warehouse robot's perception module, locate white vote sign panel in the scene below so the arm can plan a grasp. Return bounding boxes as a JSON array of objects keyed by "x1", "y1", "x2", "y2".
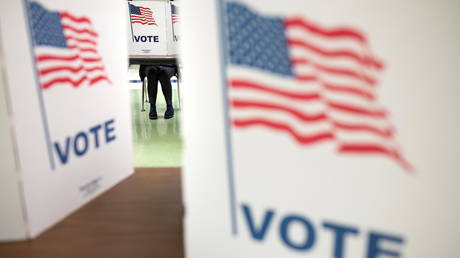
[
  {"x1": 127, "y1": 0, "x2": 179, "y2": 56},
  {"x1": 0, "y1": 0, "x2": 133, "y2": 241},
  {"x1": 181, "y1": 0, "x2": 460, "y2": 257}
]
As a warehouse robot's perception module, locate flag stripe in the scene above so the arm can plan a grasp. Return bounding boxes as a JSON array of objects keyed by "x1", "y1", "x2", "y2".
[
  {"x1": 65, "y1": 36, "x2": 96, "y2": 46},
  {"x1": 232, "y1": 99, "x2": 327, "y2": 122},
  {"x1": 41, "y1": 74, "x2": 110, "y2": 89},
  {"x1": 42, "y1": 76, "x2": 87, "y2": 89},
  {"x1": 233, "y1": 118, "x2": 335, "y2": 145},
  {"x1": 89, "y1": 75, "x2": 111, "y2": 85},
  {"x1": 285, "y1": 17, "x2": 368, "y2": 46},
  {"x1": 62, "y1": 25, "x2": 98, "y2": 37},
  {"x1": 312, "y1": 62, "x2": 376, "y2": 86},
  {"x1": 291, "y1": 58, "x2": 377, "y2": 85},
  {"x1": 230, "y1": 79, "x2": 321, "y2": 101},
  {"x1": 332, "y1": 121, "x2": 394, "y2": 138},
  {"x1": 339, "y1": 144, "x2": 413, "y2": 171},
  {"x1": 36, "y1": 54, "x2": 102, "y2": 63},
  {"x1": 287, "y1": 39, "x2": 380, "y2": 70},
  {"x1": 327, "y1": 101, "x2": 387, "y2": 118},
  {"x1": 67, "y1": 45, "x2": 98, "y2": 53},
  {"x1": 39, "y1": 65, "x2": 105, "y2": 76},
  {"x1": 323, "y1": 82, "x2": 375, "y2": 101},
  {"x1": 296, "y1": 75, "x2": 318, "y2": 82},
  {"x1": 60, "y1": 12, "x2": 91, "y2": 24},
  {"x1": 37, "y1": 54, "x2": 79, "y2": 62},
  {"x1": 131, "y1": 20, "x2": 156, "y2": 25}
]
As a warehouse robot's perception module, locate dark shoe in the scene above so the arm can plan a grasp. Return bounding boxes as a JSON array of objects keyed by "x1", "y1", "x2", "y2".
[
  {"x1": 164, "y1": 104, "x2": 174, "y2": 119},
  {"x1": 149, "y1": 105, "x2": 158, "y2": 120}
]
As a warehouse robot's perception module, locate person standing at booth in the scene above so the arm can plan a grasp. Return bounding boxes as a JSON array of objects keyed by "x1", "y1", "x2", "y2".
[{"x1": 139, "y1": 64, "x2": 175, "y2": 120}]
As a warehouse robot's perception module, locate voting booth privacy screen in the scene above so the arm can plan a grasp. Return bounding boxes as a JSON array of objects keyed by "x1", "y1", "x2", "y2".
[
  {"x1": 127, "y1": 0, "x2": 179, "y2": 56},
  {"x1": 0, "y1": 0, "x2": 133, "y2": 240},
  {"x1": 181, "y1": 0, "x2": 460, "y2": 257}
]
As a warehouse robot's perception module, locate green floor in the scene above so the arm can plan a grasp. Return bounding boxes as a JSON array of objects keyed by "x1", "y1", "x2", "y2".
[{"x1": 130, "y1": 88, "x2": 182, "y2": 167}]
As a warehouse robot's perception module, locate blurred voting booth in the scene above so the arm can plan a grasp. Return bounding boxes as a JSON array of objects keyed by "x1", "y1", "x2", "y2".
[
  {"x1": 0, "y1": 0, "x2": 133, "y2": 241},
  {"x1": 181, "y1": 0, "x2": 460, "y2": 257}
]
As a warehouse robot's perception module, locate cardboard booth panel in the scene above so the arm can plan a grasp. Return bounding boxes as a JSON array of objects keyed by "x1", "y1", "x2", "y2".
[
  {"x1": 127, "y1": 0, "x2": 179, "y2": 56},
  {"x1": 0, "y1": 0, "x2": 133, "y2": 240},
  {"x1": 0, "y1": 46, "x2": 27, "y2": 241},
  {"x1": 182, "y1": 0, "x2": 460, "y2": 257}
]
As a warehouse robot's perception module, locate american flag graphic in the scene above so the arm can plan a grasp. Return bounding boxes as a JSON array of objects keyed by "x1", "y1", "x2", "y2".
[
  {"x1": 28, "y1": 2, "x2": 110, "y2": 90},
  {"x1": 129, "y1": 3, "x2": 157, "y2": 26},
  {"x1": 171, "y1": 4, "x2": 179, "y2": 24},
  {"x1": 225, "y1": 2, "x2": 412, "y2": 171}
]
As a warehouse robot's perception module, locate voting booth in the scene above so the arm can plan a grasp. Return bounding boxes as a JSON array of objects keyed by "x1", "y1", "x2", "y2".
[
  {"x1": 0, "y1": 0, "x2": 133, "y2": 241},
  {"x1": 127, "y1": 0, "x2": 179, "y2": 57},
  {"x1": 181, "y1": 0, "x2": 460, "y2": 257},
  {"x1": 127, "y1": 0, "x2": 181, "y2": 112}
]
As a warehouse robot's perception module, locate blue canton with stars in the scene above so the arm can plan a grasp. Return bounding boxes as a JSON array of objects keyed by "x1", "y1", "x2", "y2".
[
  {"x1": 129, "y1": 3, "x2": 142, "y2": 15},
  {"x1": 226, "y1": 2, "x2": 293, "y2": 76},
  {"x1": 28, "y1": 2, "x2": 67, "y2": 48}
]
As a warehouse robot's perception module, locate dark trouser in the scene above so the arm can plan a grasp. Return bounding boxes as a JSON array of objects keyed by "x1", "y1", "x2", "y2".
[{"x1": 147, "y1": 67, "x2": 173, "y2": 106}]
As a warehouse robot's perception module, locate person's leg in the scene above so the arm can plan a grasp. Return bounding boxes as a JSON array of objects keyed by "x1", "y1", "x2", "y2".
[
  {"x1": 158, "y1": 69, "x2": 174, "y2": 119},
  {"x1": 138, "y1": 65, "x2": 146, "y2": 81},
  {"x1": 146, "y1": 67, "x2": 159, "y2": 119},
  {"x1": 158, "y1": 70, "x2": 173, "y2": 106}
]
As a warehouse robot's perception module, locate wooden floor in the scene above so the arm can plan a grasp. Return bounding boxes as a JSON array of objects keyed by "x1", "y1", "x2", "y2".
[{"x1": 0, "y1": 167, "x2": 184, "y2": 258}]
